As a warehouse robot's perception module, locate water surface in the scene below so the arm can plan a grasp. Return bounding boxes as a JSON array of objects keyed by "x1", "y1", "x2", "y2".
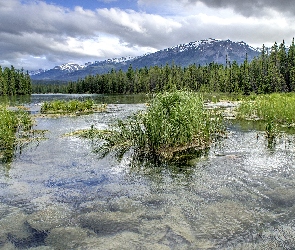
[{"x1": 1, "y1": 94, "x2": 295, "y2": 249}]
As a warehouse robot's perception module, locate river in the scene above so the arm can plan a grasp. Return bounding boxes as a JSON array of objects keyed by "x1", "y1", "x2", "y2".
[{"x1": 0, "y1": 94, "x2": 295, "y2": 249}]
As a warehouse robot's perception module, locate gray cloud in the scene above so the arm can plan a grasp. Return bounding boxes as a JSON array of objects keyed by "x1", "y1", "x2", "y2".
[
  {"x1": 185, "y1": 0, "x2": 295, "y2": 17},
  {"x1": 1, "y1": 0, "x2": 295, "y2": 70}
]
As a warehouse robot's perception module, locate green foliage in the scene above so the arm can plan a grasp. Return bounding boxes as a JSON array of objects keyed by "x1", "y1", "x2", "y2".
[
  {"x1": 0, "y1": 105, "x2": 35, "y2": 162},
  {"x1": 0, "y1": 66, "x2": 32, "y2": 96},
  {"x1": 40, "y1": 99, "x2": 107, "y2": 115},
  {"x1": 93, "y1": 91, "x2": 225, "y2": 162},
  {"x1": 237, "y1": 93, "x2": 295, "y2": 126},
  {"x1": 236, "y1": 93, "x2": 295, "y2": 146}
]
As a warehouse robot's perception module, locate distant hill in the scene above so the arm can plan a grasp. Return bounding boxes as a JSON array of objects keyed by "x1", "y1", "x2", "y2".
[{"x1": 30, "y1": 38, "x2": 260, "y2": 82}]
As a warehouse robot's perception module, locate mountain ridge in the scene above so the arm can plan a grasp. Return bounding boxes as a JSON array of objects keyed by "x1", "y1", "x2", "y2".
[{"x1": 30, "y1": 38, "x2": 261, "y2": 82}]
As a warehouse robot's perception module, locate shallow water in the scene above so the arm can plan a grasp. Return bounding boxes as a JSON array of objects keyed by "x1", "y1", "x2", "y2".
[{"x1": 1, "y1": 94, "x2": 295, "y2": 249}]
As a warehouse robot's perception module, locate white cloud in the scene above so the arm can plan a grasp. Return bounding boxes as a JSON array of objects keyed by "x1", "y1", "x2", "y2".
[{"x1": 0, "y1": 0, "x2": 295, "y2": 70}]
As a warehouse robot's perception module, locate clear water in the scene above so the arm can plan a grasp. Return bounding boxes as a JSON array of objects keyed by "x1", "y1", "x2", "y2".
[{"x1": 1, "y1": 94, "x2": 295, "y2": 249}]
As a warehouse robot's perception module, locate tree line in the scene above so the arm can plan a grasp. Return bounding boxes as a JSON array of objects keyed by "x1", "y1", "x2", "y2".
[
  {"x1": 0, "y1": 66, "x2": 32, "y2": 95},
  {"x1": 32, "y1": 39, "x2": 295, "y2": 95}
]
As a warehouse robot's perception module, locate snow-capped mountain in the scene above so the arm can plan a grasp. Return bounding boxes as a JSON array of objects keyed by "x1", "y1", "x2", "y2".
[
  {"x1": 31, "y1": 39, "x2": 260, "y2": 81},
  {"x1": 53, "y1": 63, "x2": 86, "y2": 72}
]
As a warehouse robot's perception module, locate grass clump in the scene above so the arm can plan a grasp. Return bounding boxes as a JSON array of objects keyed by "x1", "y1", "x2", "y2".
[
  {"x1": 237, "y1": 93, "x2": 295, "y2": 126},
  {"x1": 40, "y1": 99, "x2": 107, "y2": 116},
  {"x1": 0, "y1": 105, "x2": 36, "y2": 163},
  {"x1": 236, "y1": 93, "x2": 295, "y2": 147},
  {"x1": 94, "y1": 91, "x2": 225, "y2": 162}
]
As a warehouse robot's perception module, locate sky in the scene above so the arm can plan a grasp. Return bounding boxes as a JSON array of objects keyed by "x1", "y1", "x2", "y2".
[{"x1": 1, "y1": 0, "x2": 295, "y2": 71}]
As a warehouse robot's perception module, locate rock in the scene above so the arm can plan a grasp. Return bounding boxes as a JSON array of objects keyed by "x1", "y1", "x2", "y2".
[
  {"x1": 0, "y1": 242, "x2": 17, "y2": 250},
  {"x1": 139, "y1": 220, "x2": 167, "y2": 242},
  {"x1": 78, "y1": 211, "x2": 140, "y2": 234},
  {"x1": 139, "y1": 208, "x2": 166, "y2": 220},
  {"x1": 78, "y1": 232, "x2": 142, "y2": 250},
  {"x1": 100, "y1": 183, "x2": 150, "y2": 198},
  {"x1": 0, "y1": 209, "x2": 31, "y2": 241},
  {"x1": 265, "y1": 186, "x2": 295, "y2": 207},
  {"x1": 191, "y1": 200, "x2": 272, "y2": 240},
  {"x1": 108, "y1": 196, "x2": 145, "y2": 213},
  {"x1": 0, "y1": 203, "x2": 12, "y2": 218},
  {"x1": 141, "y1": 243, "x2": 170, "y2": 250},
  {"x1": 139, "y1": 207, "x2": 196, "y2": 248},
  {"x1": 27, "y1": 246, "x2": 54, "y2": 250},
  {"x1": 45, "y1": 227, "x2": 95, "y2": 250},
  {"x1": 27, "y1": 205, "x2": 73, "y2": 232},
  {"x1": 78, "y1": 200, "x2": 109, "y2": 213},
  {"x1": 162, "y1": 207, "x2": 196, "y2": 244}
]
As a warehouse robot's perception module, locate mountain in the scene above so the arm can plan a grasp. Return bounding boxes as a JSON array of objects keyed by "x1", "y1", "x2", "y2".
[{"x1": 31, "y1": 38, "x2": 260, "y2": 82}]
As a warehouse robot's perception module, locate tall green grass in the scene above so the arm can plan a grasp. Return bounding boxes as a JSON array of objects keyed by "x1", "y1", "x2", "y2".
[
  {"x1": 95, "y1": 91, "x2": 225, "y2": 161},
  {"x1": 236, "y1": 93, "x2": 295, "y2": 147},
  {"x1": 237, "y1": 93, "x2": 295, "y2": 126},
  {"x1": 41, "y1": 99, "x2": 107, "y2": 115},
  {"x1": 0, "y1": 105, "x2": 35, "y2": 162}
]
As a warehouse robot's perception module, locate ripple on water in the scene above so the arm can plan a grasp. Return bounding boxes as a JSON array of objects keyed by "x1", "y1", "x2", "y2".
[{"x1": 1, "y1": 97, "x2": 295, "y2": 249}]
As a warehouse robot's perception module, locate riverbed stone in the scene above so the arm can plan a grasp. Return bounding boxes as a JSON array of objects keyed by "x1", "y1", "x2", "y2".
[
  {"x1": 141, "y1": 243, "x2": 170, "y2": 250},
  {"x1": 0, "y1": 209, "x2": 31, "y2": 241},
  {"x1": 27, "y1": 204, "x2": 73, "y2": 232},
  {"x1": 0, "y1": 203, "x2": 12, "y2": 218},
  {"x1": 45, "y1": 226, "x2": 95, "y2": 249},
  {"x1": 162, "y1": 207, "x2": 196, "y2": 244},
  {"x1": 265, "y1": 186, "x2": 295, "y2": 207},
  {"x1": 192, "y1": 200, "x2": 271, "y2": 240},
  {"x1": 139, "y1": 220, "x2": 167, "y2": 242},
  {"x1": 108, "y1": 196, "x2": 145, "y2": 213},
  {"x1": 79, "y1": 200, "x2": 109, "y2": 213},
  {"x1": 27, "y1": 246, "x2": 54, "y2": 250},
  {"x1": 0, "y1": 242, "x2": 17, "y2": 250},
  {"x1": 78, "y1": 211, "x2": 140, "y2": 234},
  {"x1": 139, "y1": 206, "x2": 196, "y2": 248},
  {"x1": 139, "y1": 207, "x2": 166, "y2": 220},
  {"x1": 100, "y1": 183, "x2": 150, "y2": 198},
  {"x1": 82, "y1": 232, "x2": 142, "y2": 250}
]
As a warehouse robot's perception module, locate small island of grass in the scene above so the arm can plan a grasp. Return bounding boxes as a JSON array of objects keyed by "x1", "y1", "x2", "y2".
[
  {"x1": 77, "y1": 91, "x2": 225, "y2": 162},
  {"x1": 40, "y1": 99, "x2": 107, "y2": 116}
]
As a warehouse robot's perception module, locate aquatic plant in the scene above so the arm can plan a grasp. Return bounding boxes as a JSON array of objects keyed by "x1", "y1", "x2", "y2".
[
  {"x1": 91, "y1": 91, "x2": 225, "y2": 162},
  {"x1": 237, "y1": 93, "x2": 295, "y2": 126},
  {"x1": 40, "y1": 99, "x2": 107, "y2": 115},
  {"x1": 0, "y1": 105, "x2": 35, "y2": 162},
  {"x1": 236, "y1": 93, "x2": 295, "y2": 146}
]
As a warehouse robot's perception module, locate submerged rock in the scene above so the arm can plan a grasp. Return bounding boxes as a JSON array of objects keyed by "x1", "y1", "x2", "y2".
[
  {"x1": 0, "y1": 209, "x2": 31, "y2": 242},
  {"x1": 0, "y1": 242, "x2": 17, "y2": 250},
  {"x1": 45, "y1": 227, "x2": 95, "y2": 249},
  {"x1": 78, "y1": 200, "x2": 109, "y2": 213},
  {"x1": 265, "y1": 186, "x2": 295, "y2": 207},
  {"x1": 27, "y1": 205, "x2": 74, "y2": 232},
  {"x1": 27, "y1": 246, "x2": 54, "y2": 250},
  {"x1": 139, "y1": 206, "x2": 201, "y2": 248},
  {"x1": 191, "y1": 200, "x2": 272, "y2": 241},
  {"x1": 162, "y1": 207, "x2": 196, "y2": 246},
  {"x1": 76, "y1": 232, "x2": 142, "y2": 250},
  {"x1": 139, "y1": 220, "x2": 167, "y2": 242},
  {"x1": 78, "y1": 211, "x2": 141, "y2": 234},
  {"x1": 108, "y1": 196, "x2": 145, "y2": 213}
]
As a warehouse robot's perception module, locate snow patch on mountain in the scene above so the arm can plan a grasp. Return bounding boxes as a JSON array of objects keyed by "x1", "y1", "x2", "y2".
[
  {"x1": 30, "y1": 38, "x2": 261, "y2": 81},
  {"x1": 53, "y1": 63, "x2": 86, "y2": 72}
]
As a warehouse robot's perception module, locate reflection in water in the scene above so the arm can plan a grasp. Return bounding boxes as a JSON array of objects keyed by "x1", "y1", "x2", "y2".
[
  {"x1": 0, "y1": 95, "x2": 295, "y2": 249},
  {"x1": 0, "y1": 95, "x2": 32, "y2": 106}
]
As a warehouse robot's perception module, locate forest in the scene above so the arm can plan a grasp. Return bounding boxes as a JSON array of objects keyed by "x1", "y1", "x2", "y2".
[
  {"x1": 0, "y1": 66, "x2": 32, "y2": 96},
  {"x1": 32, "y1": 39, "x2": 295, "y2": 95}
]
